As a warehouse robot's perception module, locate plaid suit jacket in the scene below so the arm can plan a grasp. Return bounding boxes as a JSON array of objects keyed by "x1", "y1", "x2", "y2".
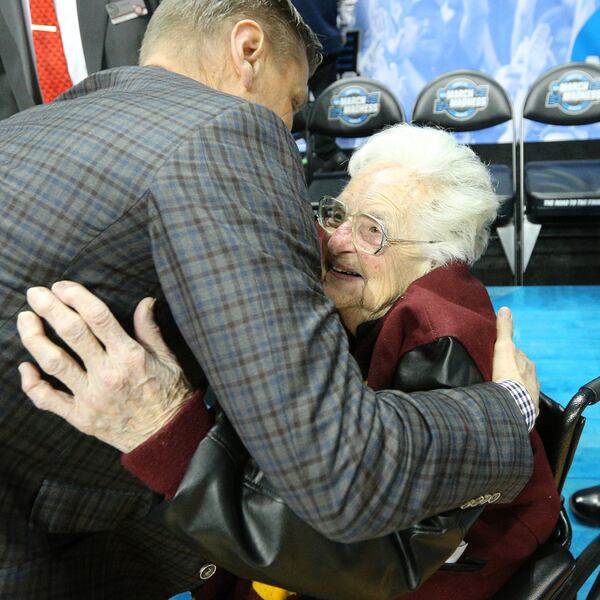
[{"x1": 0, "y1": 66, "x2": 533, "y2": 598}]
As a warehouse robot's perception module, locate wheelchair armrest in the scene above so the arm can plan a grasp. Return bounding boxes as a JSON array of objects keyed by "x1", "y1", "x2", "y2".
[
  {"x1": 491, "y1": 543, "x2": 574, "y2": 600},
  {"x1": 554, "y1": 534, "x2": 600, "y2": 599}
]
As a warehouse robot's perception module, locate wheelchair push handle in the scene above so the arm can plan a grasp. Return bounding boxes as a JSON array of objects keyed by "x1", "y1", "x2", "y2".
[
  {"x1": 580, "y1": 375, "x2": 600, "y2": 405},
  {"x1": 562, "y1": 375, "x2": 600, "y2": 419}
]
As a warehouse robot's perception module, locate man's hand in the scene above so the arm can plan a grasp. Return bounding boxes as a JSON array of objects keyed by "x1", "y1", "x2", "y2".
[
  {"x1": 17, "y1": 281, "x2": 193, "y2": 453},
  {"x1": 492, "y1": 307, "x2": 540, "y2": 413}
]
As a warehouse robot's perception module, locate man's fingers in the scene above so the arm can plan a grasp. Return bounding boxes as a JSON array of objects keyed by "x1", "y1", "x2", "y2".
[
  {"x1": 495, "y1": 306, "x2": 514, "y2": 344},
  {"x1": 18, "y1": 362, "x2": 80, "y2": 425},
  {"x1": 26, "y1": 287, "x2": 106, "y2": 369},
  {"x1": 50, "y1": 281, "x2": 137, "y2": 354},
  {"x1": 17, "y1": 311, "x2": 87, "y2": 393}
]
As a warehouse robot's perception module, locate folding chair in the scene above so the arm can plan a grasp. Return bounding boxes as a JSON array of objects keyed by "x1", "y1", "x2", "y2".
[
  {"x1": 305, "y1": 76, "x2": 405, "y2": 211},
  {"x1": 519, "y1": 62, "x2": 600, "y2": 283},
  {"x1": 411, "y1": 69, "x2": 518, "y2": 282}
]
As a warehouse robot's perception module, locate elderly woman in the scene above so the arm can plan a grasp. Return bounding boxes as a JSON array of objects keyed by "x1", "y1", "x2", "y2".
[
  {"x1": 318, "y1": 122, "x2": 513, "y2": 396},
  {"x1": 247, "y1": 124, "x2": 560, "y2": 600}
]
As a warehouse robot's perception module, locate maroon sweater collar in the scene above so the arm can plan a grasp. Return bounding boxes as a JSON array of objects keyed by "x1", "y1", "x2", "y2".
[{"x1": 351, "y1": 262, "x2": 496, "y2": 390}]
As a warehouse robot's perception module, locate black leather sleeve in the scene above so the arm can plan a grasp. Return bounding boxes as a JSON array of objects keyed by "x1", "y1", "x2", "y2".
[{"x1": 391, "y1": 337, "x2": 485, "y2": 393}]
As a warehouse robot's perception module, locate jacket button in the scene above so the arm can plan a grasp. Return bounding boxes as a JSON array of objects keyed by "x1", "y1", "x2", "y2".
[{"x1": 199, "y1": 563, "x2": 217, "y2": 580}]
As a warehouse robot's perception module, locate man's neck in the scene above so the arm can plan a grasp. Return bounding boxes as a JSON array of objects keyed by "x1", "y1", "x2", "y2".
[{"x1": 141, "y1": 56, "x2": 211, "y2": 88}]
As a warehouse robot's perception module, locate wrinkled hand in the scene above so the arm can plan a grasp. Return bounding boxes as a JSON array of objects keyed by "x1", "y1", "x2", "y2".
[
  {"x1": 492, "y1": 307, "x2": 540, "y2": 414},
  {"x1": 17, "y1": 281, "x2": 192, "y2": 453}
]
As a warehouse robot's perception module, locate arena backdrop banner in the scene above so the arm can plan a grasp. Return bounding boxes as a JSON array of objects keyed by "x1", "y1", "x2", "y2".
[{"x1": 353, "y1": 0, "x2": 600, "y2": 141}]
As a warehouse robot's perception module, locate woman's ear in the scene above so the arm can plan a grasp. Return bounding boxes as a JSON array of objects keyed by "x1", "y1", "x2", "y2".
[{"x1": 229, "y1": 19, "x2": 265, "y2": 91}]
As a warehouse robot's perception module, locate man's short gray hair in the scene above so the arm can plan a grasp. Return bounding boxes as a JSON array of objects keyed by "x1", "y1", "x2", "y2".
[
  {"x1": 348, "y1": 124, "x2": 499, "y2": 267},
  {"x1": 140, "y1": 0, "x2": 322, "y2": 74}
]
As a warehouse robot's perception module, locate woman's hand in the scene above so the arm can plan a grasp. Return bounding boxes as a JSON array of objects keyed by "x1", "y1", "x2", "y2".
[
  {"x1": 17, "y1": 281, "x2": 193, "y2": 453},
  {"x1": 492, "y1": 306, "x2": 540, "y2": 414}
]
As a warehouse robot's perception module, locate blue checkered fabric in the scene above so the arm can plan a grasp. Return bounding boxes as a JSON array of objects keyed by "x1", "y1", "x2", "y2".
[
  {"x1": 0, "y1": 66, "x2": 533, "y2": 597},
  {"x1": 498, "y1": 380, "x2": 537, "y2": 432}
]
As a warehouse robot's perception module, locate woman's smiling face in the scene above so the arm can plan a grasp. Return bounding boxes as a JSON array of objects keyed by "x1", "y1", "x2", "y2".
[{"x1": 320, "y1": 164, "x2": 433, "y2": 333}]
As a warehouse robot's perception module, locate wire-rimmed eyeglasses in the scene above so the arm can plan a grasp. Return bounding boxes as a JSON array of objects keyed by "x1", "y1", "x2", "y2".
[{"x1": 317, "y1": 196, "x2": 441, "y2": 255}]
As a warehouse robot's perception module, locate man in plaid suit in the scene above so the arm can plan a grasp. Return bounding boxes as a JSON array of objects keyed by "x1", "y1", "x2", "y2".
[{"x1": 2, "y1": 0, "x2": 538, "y2": 598}]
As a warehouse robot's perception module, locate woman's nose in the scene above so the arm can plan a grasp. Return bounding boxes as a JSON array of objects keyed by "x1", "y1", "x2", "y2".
[{"x1": 328, "y1": 222, "x2": 355, "y2": 253}]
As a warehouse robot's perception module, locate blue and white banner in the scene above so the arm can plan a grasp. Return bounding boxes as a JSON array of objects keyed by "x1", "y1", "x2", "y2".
[{"x1": 353, "y1": 0, "x2": 600, "y2": 141}]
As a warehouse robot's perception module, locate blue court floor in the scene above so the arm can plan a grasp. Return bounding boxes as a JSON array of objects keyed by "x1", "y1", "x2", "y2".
[
  {"x1": 173, "y1": 285, "x2": 600, "y2": 600},
  {"x1": 489, "y1": 285, "x2": 600, "y2": 599}
]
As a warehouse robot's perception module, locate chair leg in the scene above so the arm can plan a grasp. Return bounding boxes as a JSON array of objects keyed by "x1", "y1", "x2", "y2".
[
  {"x1": 521, "y1": 219, "x2": 542, "y2": 276},
  {"x1": 496, "y1": 223, "x2": 516, "y2": 277}
]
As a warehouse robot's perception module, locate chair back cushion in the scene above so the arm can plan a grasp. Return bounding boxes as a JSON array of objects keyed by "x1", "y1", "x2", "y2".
[
  {"x1": 412, "y1": 70, "x2": 513, "y2": 132},
  {"x1": 523, "y1": 62, "x2": 600, "y2": 125},
  {"x1": 307, "y1": 77, "x2": 405, "y2": 137}
]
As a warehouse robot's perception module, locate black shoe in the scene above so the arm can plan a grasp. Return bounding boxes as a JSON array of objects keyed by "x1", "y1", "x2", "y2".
[{"x1": 570, "y1": 485, "x2": 600, "y2": 526}]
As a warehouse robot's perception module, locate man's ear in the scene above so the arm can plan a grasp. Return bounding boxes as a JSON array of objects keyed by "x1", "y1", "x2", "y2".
[{"x1": 230, "y1": 20, "x2": 266, "y2": 91}]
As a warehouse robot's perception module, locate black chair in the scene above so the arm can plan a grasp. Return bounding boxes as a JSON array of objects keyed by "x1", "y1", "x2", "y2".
[
  {"x1": 411, "y1": 69, "x2": 518, "y2": 283},
  {"x1": 519, "y1": 62, "x2": 600, "y2": 282},
  {"x1": 305, "y1": 76, "x2": 405, "y2": 211},
  {"x1": 492, "y1": 375, "x2": 600, "y2": 599}
]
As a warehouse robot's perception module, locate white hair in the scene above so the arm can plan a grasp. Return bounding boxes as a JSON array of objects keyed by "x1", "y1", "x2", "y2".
[{"x1": 348, "y1": 124, "x2": 499, "y2": 267}]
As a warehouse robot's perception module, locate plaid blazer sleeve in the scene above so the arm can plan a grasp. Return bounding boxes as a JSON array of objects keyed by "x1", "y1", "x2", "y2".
[{"x1": 147, "y1": 101, "x2": 533, "y2": 543}]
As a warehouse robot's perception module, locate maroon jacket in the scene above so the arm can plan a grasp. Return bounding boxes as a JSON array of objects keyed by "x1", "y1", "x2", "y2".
[{"x1": 352, "y1": 263, "x2": 560, "y2": 600}]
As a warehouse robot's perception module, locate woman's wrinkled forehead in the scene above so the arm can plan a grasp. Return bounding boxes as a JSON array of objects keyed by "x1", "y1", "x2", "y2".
[{"x1": 341, "y1": 164, "x2": 423, "y2": 226}]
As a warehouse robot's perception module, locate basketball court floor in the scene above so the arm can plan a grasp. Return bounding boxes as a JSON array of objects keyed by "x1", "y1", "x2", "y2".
[{"x1": 489, "y1": 285, "x2": 600, "y2": 598}]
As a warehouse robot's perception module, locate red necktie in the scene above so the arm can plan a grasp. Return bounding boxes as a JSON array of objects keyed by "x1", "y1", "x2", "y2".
[{"x1": 29, "y1": 0, "x2": 73, "y2": 103}]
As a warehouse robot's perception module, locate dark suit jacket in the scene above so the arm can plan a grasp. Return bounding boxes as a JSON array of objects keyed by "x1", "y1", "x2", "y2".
[{"x1": 0, "y1": 0, "x2": 159, "y2": 120}]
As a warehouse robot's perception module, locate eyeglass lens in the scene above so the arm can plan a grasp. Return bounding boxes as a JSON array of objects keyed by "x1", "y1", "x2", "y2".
[
  {"x1": 355, "y1": 216, "x2": 384, "y2": 253},
  {"x1": 318, "y1": 197, "x2": 384, "y2": 254}
]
